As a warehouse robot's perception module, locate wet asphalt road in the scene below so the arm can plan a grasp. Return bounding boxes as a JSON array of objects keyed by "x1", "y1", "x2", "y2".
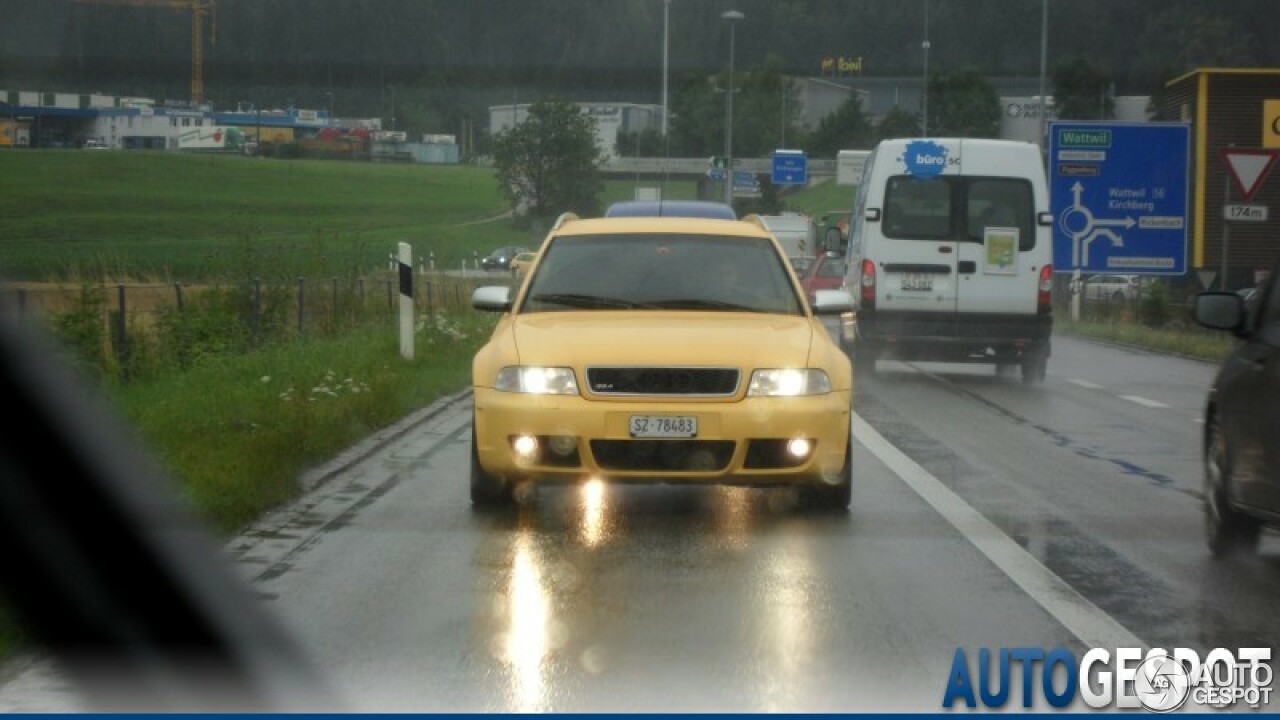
[
  {"x1": 219, "y1": 334, "x2": 1277, "y2": 712},
  {"x1": 4, "y1": 333, "x2": 1278, "y2": 712}
]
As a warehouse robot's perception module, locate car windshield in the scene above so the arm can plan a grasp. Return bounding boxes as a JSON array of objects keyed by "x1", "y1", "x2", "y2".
[{"x1": 521, "y1": 233, "x2": 803, "y2": 315}]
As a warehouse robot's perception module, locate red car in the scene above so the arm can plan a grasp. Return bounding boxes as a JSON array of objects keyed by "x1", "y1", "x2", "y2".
[{"x1": 798, "y1": 252, "x2": 847, "y2": 304}]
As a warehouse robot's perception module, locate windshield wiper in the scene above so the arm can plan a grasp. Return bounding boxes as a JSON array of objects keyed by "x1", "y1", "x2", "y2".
[
  {"x1": 649, "y1": 298, "x2": 765, "y2": 312},
  {"x1": 526, "y1": 293, "x2": 653, "y2": 310}
]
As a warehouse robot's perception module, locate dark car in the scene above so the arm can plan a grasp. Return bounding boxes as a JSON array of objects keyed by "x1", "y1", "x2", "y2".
[
  {"x1": 479, "y1": 245, "x2": 526, "y2": 272},
  {"x1": 604, "y1": 200, "x2": 737, "y2": 220},
  {"x1": 1193, "y1": 256, "x2": 1280, "y2": 556}
]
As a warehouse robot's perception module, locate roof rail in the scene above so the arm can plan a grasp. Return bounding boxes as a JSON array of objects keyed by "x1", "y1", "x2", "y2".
[{"x1": 551, "y1": 212, "x2": 579, "y2": 231}]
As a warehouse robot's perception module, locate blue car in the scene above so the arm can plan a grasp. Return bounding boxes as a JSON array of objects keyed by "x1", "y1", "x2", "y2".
[{"x1": 604, "y1": 200, "x2": 737, "y2": 220}]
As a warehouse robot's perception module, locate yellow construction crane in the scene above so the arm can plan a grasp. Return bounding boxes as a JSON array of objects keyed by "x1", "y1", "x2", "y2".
[{"x1": 76, "y1": 0, "x2": 216, "y2": 105}]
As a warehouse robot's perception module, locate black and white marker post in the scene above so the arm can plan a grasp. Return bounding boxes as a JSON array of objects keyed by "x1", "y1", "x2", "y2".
[{"x1": 398, "y1": 242, "x2": 414, "y2": 360}]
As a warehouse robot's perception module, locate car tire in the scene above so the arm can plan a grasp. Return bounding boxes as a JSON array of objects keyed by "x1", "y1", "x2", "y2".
[
  {"x1": 800, "y1": 436, "x2": 852, "y2": 511},
  {"x1": 470, "y1": 426, "x2": 514, "y2": 507},
  {"x1": 1020, "y1": 345, "x2": 1048, "y2": 385},
  {"x1": 852, "y1": 342, "x2": 877, "y2": 376},
  {"x1": 1204, "y1": 413, "x2": 1261, "y2": 556}
]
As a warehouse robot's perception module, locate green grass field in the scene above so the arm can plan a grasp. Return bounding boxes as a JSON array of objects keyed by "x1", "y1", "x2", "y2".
[{"x1": 0, "y1": 150, "x2": 530, "y2": 281}]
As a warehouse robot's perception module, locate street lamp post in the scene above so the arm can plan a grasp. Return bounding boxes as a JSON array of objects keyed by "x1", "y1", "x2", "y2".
[
  {"x1": 722, "y1": 9, "x2": 743, "y2": 206},
  {"x1": 662, "y1": 0, "x2": 670, "y2": 137},
  {"x1": 921, "y1": 0, "x2": 930, "y2": 137}
]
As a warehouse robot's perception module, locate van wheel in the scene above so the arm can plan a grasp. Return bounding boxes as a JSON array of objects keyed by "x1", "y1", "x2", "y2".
[
  {"x1": 1205, "y1": 413, "x2": 1260, "y2": 556},
  {"x1": 471, "y1": 426, "x2": 514, "y2": 507},
  {"x1": 1020, "y1": 348, "x2": 1047, "y2": 384}
]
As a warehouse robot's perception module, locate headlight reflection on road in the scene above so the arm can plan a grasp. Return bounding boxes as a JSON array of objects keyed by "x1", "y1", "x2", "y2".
[
  {"x1": 497, "y1": 534, "x2": 558, "y2": 712},
  {"x1": 757, "y1": 535, "x2": 817, "y2": 711},
  {"x1": 578, "y1": 478, "x2": 608, "y2": 547}
]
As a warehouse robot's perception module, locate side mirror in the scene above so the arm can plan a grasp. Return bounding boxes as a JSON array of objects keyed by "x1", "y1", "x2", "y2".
[
  {"x1": 472, "y1": 285, "x2": 512, "y2": 312},
  {"x1": 1193, "y1": 292, "x2": 1245, "y2": 335}
]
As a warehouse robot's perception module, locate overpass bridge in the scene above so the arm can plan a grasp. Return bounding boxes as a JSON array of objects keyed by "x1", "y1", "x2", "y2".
[{"x1": 599, "y1": 157, "x2": 837, "y2": 183}]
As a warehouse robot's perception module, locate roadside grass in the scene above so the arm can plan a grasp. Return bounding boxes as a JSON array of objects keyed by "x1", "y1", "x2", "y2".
[
  {"x1": 104, "y1": 311, "x2": 495, "y2": 535},
  {"x1": 779, "y1": 179, "x2": 854, "y2": 217},
  {"x1": 0, "y1": 151, "x2": 534, "y2": 280},
  {"x1": 1055, "y1": 314, "x2": 1235, "y2": 363}
]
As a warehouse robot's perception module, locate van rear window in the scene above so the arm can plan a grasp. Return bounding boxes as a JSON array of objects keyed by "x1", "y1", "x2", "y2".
[{"x1": 883, "y1": 175, "x2": 1035, "y2": 251}]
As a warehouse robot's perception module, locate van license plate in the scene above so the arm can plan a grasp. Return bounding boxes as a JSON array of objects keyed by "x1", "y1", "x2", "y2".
[
  {"x1": 900, "y1": 274, "x2": 933, "y2": 292},
  {"x1": 630, "y1": 416, "x2": 697, "y2": 438}
]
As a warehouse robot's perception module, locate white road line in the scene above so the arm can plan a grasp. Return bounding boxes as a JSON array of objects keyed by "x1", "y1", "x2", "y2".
[
  {"x1": 1121, "y1": 394, "x2": 1170, "y2": 409},
  {"x1": 851, "y1": 412, "x2": 1146, "y2": 651},
  {"x1": 1067, "y1": 378, "x2": 1104, "y2": 390}
]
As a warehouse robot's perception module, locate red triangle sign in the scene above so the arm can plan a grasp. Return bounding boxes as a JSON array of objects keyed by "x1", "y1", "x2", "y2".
[{"x1": 1221, "y1": 148, "x2": 1280, "y2": 200}]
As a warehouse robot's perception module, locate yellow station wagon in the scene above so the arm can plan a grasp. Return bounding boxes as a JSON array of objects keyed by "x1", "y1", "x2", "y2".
[{"x1": 469, "y1": 213, "x2": 855, "y2": 509}]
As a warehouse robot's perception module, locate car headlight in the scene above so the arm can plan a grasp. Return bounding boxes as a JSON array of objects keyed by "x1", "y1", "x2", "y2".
[
  {"x1": 495, "y1": 366, "x2": 579, "y2": 395},
  {"x1": 747, "y1": 369, "x2": 831, "y2": 396}
]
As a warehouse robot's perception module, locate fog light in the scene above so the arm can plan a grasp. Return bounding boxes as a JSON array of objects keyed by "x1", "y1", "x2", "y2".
[
  {"x1": 786, "y1": 438, "x2": 813, "y2": 459},
  {"x1": 512, "y1": 435, "x2": 539, "y2": 459},
  {"x1": 548, "y1": 435, "x2": 577, "y2": 457}
]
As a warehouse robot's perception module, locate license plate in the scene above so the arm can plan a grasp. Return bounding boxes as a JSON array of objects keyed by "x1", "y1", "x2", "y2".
[
  {"x1": 900, "y1": 273, "x2": 933, "y2": 292},
  {"x1": 630, "y1": 415, "x2": 697, "y2": 438}
]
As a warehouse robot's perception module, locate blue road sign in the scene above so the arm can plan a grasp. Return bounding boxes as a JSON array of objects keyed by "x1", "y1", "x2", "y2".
[
  {"x1": 1048, "y1": 122, "x2": 1189, "y2": 275},
  {"x1": 772, "y1": 149, "x2": 808, "y2": 186},
  {"x1": 733, "y1": 169, "x2": 757, "y2": 187},
  {"x1": 707, "y1": 168, "x2": 727, "y2": 181}
]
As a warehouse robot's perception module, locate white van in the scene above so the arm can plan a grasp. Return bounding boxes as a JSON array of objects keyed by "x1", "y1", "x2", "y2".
[
  {"x1": 746, "y1": 212, "x2": 814, "y2": 263},
  {"x1": 842, "y1": 138, "x2": 1054, "y2": 382}
]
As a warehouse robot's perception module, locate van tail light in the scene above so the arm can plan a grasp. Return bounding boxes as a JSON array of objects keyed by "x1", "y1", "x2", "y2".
[
  {"x1": 1038, "y1": 264, "x2": 1053, "y2": 312},
  {"x1": 860, "y1": 259, "x2": 876, "y2": 309}
]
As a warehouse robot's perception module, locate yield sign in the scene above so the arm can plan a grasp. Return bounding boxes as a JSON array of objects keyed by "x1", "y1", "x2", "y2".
[{"x1": 1221, "y1": 148, "x2": 1280, "y2": 200}]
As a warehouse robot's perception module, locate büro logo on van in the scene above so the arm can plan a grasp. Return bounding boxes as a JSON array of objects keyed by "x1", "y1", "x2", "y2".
[{"x1": 900, "y1": 140, "x2": 950, "y2": 178}]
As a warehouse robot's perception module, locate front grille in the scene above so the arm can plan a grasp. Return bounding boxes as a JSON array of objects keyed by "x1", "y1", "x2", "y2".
[
  {"x1": 590, "y1": 440, "x2": 735, "y2": 472},
  {"x1": 586, "y1": 367, "x2": 739, "y2": 396}
]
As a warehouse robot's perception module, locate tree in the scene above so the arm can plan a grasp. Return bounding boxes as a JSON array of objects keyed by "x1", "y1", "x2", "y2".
[
  {"x1": 492, "y1": 97, "x2": 604, "y2": 222},
  {"x1": 805, "y1": 92, "x2": 874, "y2": 156},
  {"x1": 1052, "y1": 57, "x2": 1115, "y2": 120},
  {"x1": 927, "y1": 68, "x2": 1001, "y2": 138},
  {"x1": 874, "y1": 107, "x2": 920, "y2": 142}
]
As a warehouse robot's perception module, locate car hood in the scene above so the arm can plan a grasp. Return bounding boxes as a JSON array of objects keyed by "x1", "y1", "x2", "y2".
[{"x1": 509, "y1": 312, "x2": 817, "y2": 368}]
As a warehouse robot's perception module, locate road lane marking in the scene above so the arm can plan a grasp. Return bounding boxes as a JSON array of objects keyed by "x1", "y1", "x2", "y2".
[
  {"x1": 851, "y1": 412, "x2": 1146, "y2": 651},
  {"x1": 1120, "y1": 394, "x2": 1170, "y2": 409},
  {"x1": 1067, "y1": 378, "x2": 1104, "y2": 390}
]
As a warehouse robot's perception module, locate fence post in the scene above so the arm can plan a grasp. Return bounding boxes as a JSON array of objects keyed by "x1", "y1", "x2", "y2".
[
  {"x1": 296, "y1": 277, "x2": 305, "y2": 335},
  {"x1": 429, "y1": 251, "x2": 435, "y2": 271},
  {"x1": 398, "y1": 242, "x2": 414, "y2": 361},
  {"x1": 252, "y1": 278, "x2": 262, "y2": 345},
  {"x1": 174, "y1": 282, "x2": 184, "y2": 312},
  {"x1": 115, "y1": 283, "x2": 128, "y2": 374}
]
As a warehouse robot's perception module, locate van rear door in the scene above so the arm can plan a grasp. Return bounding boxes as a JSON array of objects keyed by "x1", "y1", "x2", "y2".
[
  {"x1": 877, "y1": 173, "x2": 959, "y2": 321},
  {"x1": 953, "y1": 177, "x2": 1040, "y2": 317}
]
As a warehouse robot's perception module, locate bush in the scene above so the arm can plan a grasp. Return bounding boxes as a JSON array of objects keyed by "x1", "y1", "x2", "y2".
[{"x1": 1139, "y1": 279, "x2": 1172, "y2": 329}]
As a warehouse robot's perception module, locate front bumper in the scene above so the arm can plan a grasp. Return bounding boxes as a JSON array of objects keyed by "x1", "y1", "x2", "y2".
[{"x1": 473, "y1": 387, "x2": 851, "y2": 486}]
